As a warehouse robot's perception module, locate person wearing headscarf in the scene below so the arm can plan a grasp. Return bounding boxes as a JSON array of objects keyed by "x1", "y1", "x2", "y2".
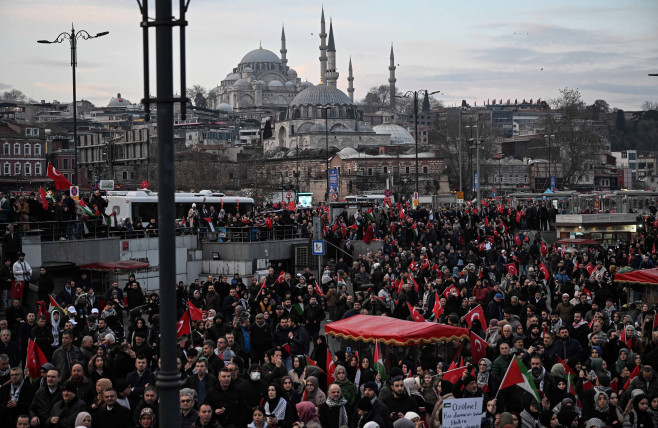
[
  {"x1": 538, "y1": 409, "x2": 558, "y2": 428},
  {"x1": 295, "y1": 401, "x2": 321, "y2": 428},
  {"x1": 280, "y1": 376, "x2": 301, "y2": 406},
  {"x1": 589, "y1": 390, "x2": 620, "y2": 427},
  {"x1": 624, "y1": 393, "x2": 653, "y2": 428},
  {"x1": 302, "y1": 375, "x2": 326, "y2": 408},
  {"x1": 557, "y1": 408, "x2": 579, "y2": 427},
  {"x1": 288, "y1": 356, "x2": 306, "y2": 395},
  {"x1": 333, "y1": 365, "x2": 357, "y2": 407},
  {"x1": 476, "y1": 358, "x2": 499, "y2": 395},
  {"x1": 263, "y1": 383, "x2": 297, "y2": 428},
  {"x1": 615, "y1": 348, "x2": 630, "y2": 376},
  {"x1": 319, "y1": 383, "x2": 350, "y2": 427},
  {"x1": 402, "y1": 377, "x2": 426, "y2": 410}
]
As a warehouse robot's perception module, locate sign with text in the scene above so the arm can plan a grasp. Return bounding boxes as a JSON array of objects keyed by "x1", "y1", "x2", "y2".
[
  {"x1": 442, "y1": 397, "x2": 482, "y2": 428},
  {"x1": 328, "y1": 168, "x2": 339, "y2": 195},
  {"x1": 99, "y1": 180, "x2": 115, "y2": 191}
]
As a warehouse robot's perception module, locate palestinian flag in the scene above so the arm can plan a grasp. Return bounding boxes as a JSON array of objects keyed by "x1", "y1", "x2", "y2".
[
  {"x1": 293, "y1": 303, "x2": 304, "y2": 317},
  {"x1": 105, "y1": 211, "x2": 116, "y2": 228},
  {"x1": 373, "y1": 339, "x2": 386, "y2": 381},
  {"x1": 203, "y1": 218, "x2": 216, "y2": 232},
  {"x1": 498, "y1": 355, "x2": 540, "y2": 402},
  {"x1": 78, "y1": 199, "x2": 95, "y2": 216},
  {"x1": 305, "y1": 355, "x2": 320, "y2": 368},
  {"x1": 412, "y1": 222, "x2": 418, "y2": 237},
  {"x1": 49, "y1": 295, "x2": 67, "y2": 315}
]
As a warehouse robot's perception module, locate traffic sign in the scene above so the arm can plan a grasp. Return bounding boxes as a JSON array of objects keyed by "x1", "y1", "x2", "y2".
[
  {"x1": 70, "y1": 186, "x2": 79, "y2": 201},
  {"x1": 456, "y1": 191, "x2": 464, "y2": 200},
  {"x1": 331, "y1": 193, "x2": 338, "y2": 200},
  {"x1": 286, "y1": 192, "x2": 292, "y2": 199},
  {"x1": 384, "y1": 189, "x2": 391, "y2": 197},
  {"x1": 312, "y1": 240, "x2": 325, "y2": 256}
]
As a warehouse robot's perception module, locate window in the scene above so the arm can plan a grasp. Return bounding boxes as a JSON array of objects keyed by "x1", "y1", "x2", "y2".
[
  {"x1": 123, "y1": 171, "x2": 128, "y2": 180},
  {"x1": 368, "y1": 168, "x2": 373, "y2": 176},
  {"x1": 24, "y1": 144, "x2": 31, "y2": 156},
  {"x1": 423, "y1": 166, "x2": 428, "y2": 174},
  {"x1": 24, "y1": 163, "x2": 31, "y2": 176},
  {"x1": 3, "y1": 163, "x2": 9, "y2": 175},
  {"x1": 383, "y1": 166, "x2": 388, "y2": 174},
  {"x1": 3, "y1": 143, "x2": 9, "y2": 155},
  {"x1": 14, "y1": 143, "x2": 20, "y2": 155},
  {"x1": 14, "y1": 163, "x2": 21, "y2": 175},
  {"x1": 26, "y1": 128, "x2": 32, "y2": 136},
  {"x1": 35, "y1": 163, "x2": 41, "y2": 175},
  {"x1": 405, "y1": 166, "x2": 410, "y2": 174},
  {"x1": 621, "y1": 152, "x2": 627, "y2": 158},
  {"x1": 63, "y1": 159, "x2": 69, "y2": 169},
  {"x1": 34, "y1": 143, "x2": 41, "y2": 156}
]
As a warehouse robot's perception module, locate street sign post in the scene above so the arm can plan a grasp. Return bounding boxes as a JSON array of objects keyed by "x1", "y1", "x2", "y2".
[{"x1": 69, "y1": 186, "x2": 79, "y2": 201}]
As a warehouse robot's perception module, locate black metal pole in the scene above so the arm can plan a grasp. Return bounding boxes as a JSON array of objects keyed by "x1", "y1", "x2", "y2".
[
  {"x1": 154, "y1": 1, "x2": 181, "y2": 426},
  {"x1": 325, "y1": 108, "x2": 329, "y2": 201},
  {"x1": 414, "y1": 91, "x2": 419, "y2": 194},
  {"x1": 70, "y1": 27, "x2": 78, "y2": 186}
]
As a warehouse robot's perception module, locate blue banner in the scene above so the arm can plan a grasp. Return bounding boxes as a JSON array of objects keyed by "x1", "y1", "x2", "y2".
[{"x1": 329, "y1": 169, "x2": 339, "y2": 194}]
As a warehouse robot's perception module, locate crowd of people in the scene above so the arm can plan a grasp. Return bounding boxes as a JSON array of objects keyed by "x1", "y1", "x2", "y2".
[{"x1": 1, "y1": 197, "x2": 658, "y2": 428}]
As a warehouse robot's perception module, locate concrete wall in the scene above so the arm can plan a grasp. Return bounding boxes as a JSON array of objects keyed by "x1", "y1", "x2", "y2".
[{"x1": 202, "y1": 238, "x2": 307, "y2": 262}]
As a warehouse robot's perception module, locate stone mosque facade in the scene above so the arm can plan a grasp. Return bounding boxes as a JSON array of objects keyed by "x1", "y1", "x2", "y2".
[{"x1": 210, "y1": 7, "x2": 408, "y2": 153}]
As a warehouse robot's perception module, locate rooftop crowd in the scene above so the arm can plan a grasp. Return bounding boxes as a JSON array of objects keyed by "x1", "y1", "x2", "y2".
[{"x1": 0, "y1": 197, "x2": 657, "y2": 428}]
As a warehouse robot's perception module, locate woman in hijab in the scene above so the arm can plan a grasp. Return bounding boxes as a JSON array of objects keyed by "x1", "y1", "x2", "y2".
[
  {"x1": 302, "y1": 375, "x2": 326, "y2": 408},
  {"x1": 590, "y1": 390, "x2": 621, "y2": 427},
  {"x1": 403, "y1": 377, "x2": 426, "y2": 409},
  {"x1": 281, "y1": 376, "x2": 301, "y2": 406},
  {"x1": 624, "y1": 393, "x2": 652, "y2": 428},
  {"x1": 288, "y1": 356, "x2": 306, "y2": 394},
  {"x1": 263, "y1": 383, "x2": 297, "y2": 428},
  {"x1": 538, "y1": 409, "x2": 558, "y2": 427},
  {"x1": 355, "y1": 356, "x2": 375, "y2": 394},
  {"x1": 589, "y1": 357, "x2": 610, "y2": 379},
  {"x1": 333, "y1": 365, "x2": 356, "y2": 407},
  {"x1": 50, "y1": 308, "x2": 63, "y2": 352},
  {"x1": 647, "y1": 393, "x2": 658, "y2": 428},
  {"x1": 310, "y1": 336, "x2": 328, "y2": 370},
  {"x1": 557, "y1": 408, "x2": 579, "y2": 428},
  {"x1": 295, "y1": 401, "x2": 321, "y2": 428},
  {"x1": 520, "y1": 399, "x2": 541, "y2": 428},
  {"x1": 476, "y1": 358, "x2": 499, "y2": 395},
  {"x1": 614, "y1": 348, "x2": 629, "y2": 377}
]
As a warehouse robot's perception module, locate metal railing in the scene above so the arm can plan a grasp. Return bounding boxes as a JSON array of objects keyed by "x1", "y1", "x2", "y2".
[{"x1": 0, "y1": 221, "x2": 301, "y2": 243}]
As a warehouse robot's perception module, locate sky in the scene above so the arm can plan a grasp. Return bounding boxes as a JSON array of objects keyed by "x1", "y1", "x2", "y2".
[{"x1": 1, "y1": 0, "x2": 657, "y2": 111}]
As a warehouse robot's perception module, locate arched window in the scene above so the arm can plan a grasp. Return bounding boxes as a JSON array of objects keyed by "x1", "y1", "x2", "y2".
[
  {"x1": 14, "y1": 163, "x2": 21, "y2": 175},
  {"x1": 3, "y1": 163, "x2": 9, "y2": 175},
  {"x1": 3, "y1": 143, "x2": 9, "y2": 155},
  {"x1": 35, "y1": 163, "x2": 42, "y2": 175},
  {"x1": 24, "y1": 163, "x2": 31, "y2": 176},
  {"x1": 24, "y1": 144, "x2": 31, "y2": 156},
  {"x1": 34, "y1": 143, "x2": 41, "y2": 156},
  {"x1": 14, "y1": 143, "x2": 20, "y2": 155}
]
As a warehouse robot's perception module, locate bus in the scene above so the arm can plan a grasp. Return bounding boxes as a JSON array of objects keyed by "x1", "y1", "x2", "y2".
[
  {"x1": 105, "y1": 189, "x2": 255, "y2": 225},
  {"x1": 344, "y1": 194, "x2": 395, "y2": 205}
]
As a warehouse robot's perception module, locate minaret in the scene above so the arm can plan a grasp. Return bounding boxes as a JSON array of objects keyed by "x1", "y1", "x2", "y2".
[
  {"x1": 347, "y1": 56, "x2": 354, "y2": 102},
  {"x1": 325, "y1": 20, "x2": 339, "y2": 88},
  {"x1": 389, "y1": 44, "x2": 397, "y2": 112},
  {"x1": 280, "y1": 24, "x2": 288, "y2": 70},
  {"x1": 319, "y1": 7, "x2": 327, "y2": 84}
]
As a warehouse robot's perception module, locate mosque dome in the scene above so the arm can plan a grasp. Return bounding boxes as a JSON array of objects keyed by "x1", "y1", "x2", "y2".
[
  {"x1": 284, "y1": 81, "x2": 295, "y2": 89},
  {"x1": 287, "y1": 69, "x2": 298, "y2": 78},
  {"x1": 243, "y1": 66, "x2": 254, "y2": 73},
  {"x1": 290, "y1": 84, "x2": 352, "y2": 107},
  {"x1": 108, "y1": 93, "x2": 131, "y2": 108},
  {"x1": 268, "y1": 80, "x2": 284, "y2": 88},
  {"x1": 217, "y1": 103, "x2": 233, "y2": 113},
  {"x1": 223, "y1": 72, "x2": 241, "y2": 81},
  {"x1": 239, "y1": 48, "x2": 281, "y2": 64},
  {"x1": 253, "y1": 80, "x2": 266, "y2": 86},
  {"x1": 373, "y1": 123, "x2": 415, "y2": 144},
  {"x1": 338, "y1": 147, "x2": 359, "y2": 157},
  {"x1": 356, "y1": 123, "x2": 374, "y2": 132},
  {"x1": 301, "y1": 81, "x2": 314, "y2": 88},
  {"x1": 233, "y1": 79, "x2": 251, "y2": 88}
]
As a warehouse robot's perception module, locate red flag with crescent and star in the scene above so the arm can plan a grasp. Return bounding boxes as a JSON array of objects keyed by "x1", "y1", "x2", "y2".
[
  {"x1": 26, "y1": 339, "x2": 49, "y2": 380},
  {"x1": 407, "y1": 302, "x2": 426, "y2": 322},
  {"x1": 465, "y1": 305, "x2": 487, "y2": 331},
  {"x1": 470, "y1": 331, "x2": 489, "y2": 364},
  {"x1": 176, "y1": 311, "x2": 192, "y2": 337},
  {"x1": 47, "y1": 162, "x2": 73, "y2": 189},
  {"x1": 432, "y1": 291, "x2": 444, "y2": 320}
]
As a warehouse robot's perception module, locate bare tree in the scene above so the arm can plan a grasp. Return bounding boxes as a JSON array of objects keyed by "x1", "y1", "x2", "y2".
[
  {"x1": 186, "y1": 85, "x2": 208, "y2": 108},
  {"x1": 641, "y1": 100, "x2": 658, "y2": 111},
  {"x1": 1, "y1": 89, "x2": 30, "y2": 103}
]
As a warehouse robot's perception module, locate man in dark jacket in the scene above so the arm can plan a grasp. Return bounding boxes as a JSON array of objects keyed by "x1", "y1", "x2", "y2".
[
  {"x1": 303, "y1": 295, "x2": 325, "y2": 340},
  {"x1": 0, "y1": 367, "x2": 35, "y2": 422},
  {"x1": 249, "y1": 314, "x2": 273, "y2": 364},
  {"x1": 288, "y1": 317, "x2": 311, "y2": 356},
  {"x1": 93, "y1": 388, "x2": 133, "y2": 428},
  {"x1": 48, "y1": 382, "x2": 86, "y2": 428},
  {"x1": 37, "y1": 266, "x2": 55, "y2": 305},
  {"x1": 29, "y1": 368, "x2": 62, "y2": 427},
  {"x1": 126, "y1": 355, "x2": 156, "y2": 409},
  {"x1": 205, "y1": 368, "x2": 248, "y2": 428},
  {"x1": 549, "y1": 326, "x2": 582, "y2": 367},
  {"x1": 382, "y1": 376, "x2": 419, "y2": 425}
]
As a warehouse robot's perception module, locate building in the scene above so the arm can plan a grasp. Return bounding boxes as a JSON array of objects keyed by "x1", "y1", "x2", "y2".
[
  {"x1": 0, "y1": 121, "x2": 47, "y2": 191},
  {"x1": 612, "y1": 150, "x2": 637, "y2": 179}
]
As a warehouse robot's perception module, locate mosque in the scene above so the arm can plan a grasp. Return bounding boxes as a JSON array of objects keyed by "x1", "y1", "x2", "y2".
[{"x1": 208, "y1": 7, "x2": 415, "y2": 153}]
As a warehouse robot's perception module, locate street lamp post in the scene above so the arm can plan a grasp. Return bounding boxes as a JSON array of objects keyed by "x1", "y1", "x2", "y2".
[
  {"x1": 466, "y1": 125, "x2": 481, "y2": 211},
  {"x1": 322, "y1": 106, "x2": 331, "y2": 201},
  {"x1": 544, "y1": 134, "x2": 555, "y2": 189},
  {"x1": 38, "y1": 25, "x2": 109, "y2": 186},
  {"x1": 396, "y1": 90, "x2": 440, "y2": 195}
]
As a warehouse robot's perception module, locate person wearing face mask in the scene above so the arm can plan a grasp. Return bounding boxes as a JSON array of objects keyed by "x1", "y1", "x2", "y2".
[{"x1": 244, "y1": 364, "x2": 267, "y2": 408}]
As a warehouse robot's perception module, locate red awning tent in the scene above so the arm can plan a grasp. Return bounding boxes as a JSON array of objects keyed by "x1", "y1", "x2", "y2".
[
  {"x1": 325, "y1": 314, "x2": 469, "y2": 346},
  {"x1": 614, "y1": 268, "x2": 658, "y2": 284},
  {"x1": 78, "y1": 260, "x2": 150, "y2": 273},
  {"x1": 557, "y1": 238, "x2": 599, "y2": 245}
]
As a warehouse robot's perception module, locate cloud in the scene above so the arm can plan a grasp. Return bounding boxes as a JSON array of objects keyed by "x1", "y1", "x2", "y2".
[{"x1": 0, "y1": 83, "x2": 12, "y2": 91}]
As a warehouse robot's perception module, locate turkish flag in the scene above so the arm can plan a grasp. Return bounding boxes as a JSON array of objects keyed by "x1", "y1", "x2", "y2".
[
  {"x1": 25, "y1": 339, "x2": 49, "y2": 380},
  {"x1": 442, "y1": 284, "x2": 459, "y2": 299},
  {"x1": 421, "y1": 257, "x2": 430, "y2": 271},
  {"x1": 514, "y1": 234, "x2": 522, "y2": 247},
  {"x1": 176, "y1": 311, "x2": 192, "y2": 337},
  {"x1": 584, "y1": 262, "x2": 594, "y2": 275},
  {"x1": 505, "y1": 263, "x2": 518, "y2": 275},
  {"x1": 465, "y1": 305, "x2": 487, "y2": 331},
  {"x1": 275, "y1": 270, "x2": 285, "y2": 284},
  {"x1": 47, "y1": 162, "x2": 73, "y2": 189},
  {"x1": 407, "y1": 302, "x2": 426, "y2": 322},
  {"x1": 326, "y1": 349, "x2": 336, "y2": 387},
  {"x1": 38, "y1": 188, "x2": 49, "y2": 210},
  {"x1": 188, "y1": 300, "x2": 203, "y2": 321},
  {"x1": 538, "y1": 262, "x2": 550, "y2": 280},
  {"x1": 443, "y1": 359, "x2": 466, "y2": 384},
  {"x1": 140, "y1": 179, "x2": 150, "y2": 189},
  {"x1": 470, "y1": 331, "x2": 489, "y2": 364},
  {"x1": 540, "y1": 242, "x2": 548, "y2": 256},
  {"x1": 432, "y1": 292, "x2": 444, "y2": 320}
]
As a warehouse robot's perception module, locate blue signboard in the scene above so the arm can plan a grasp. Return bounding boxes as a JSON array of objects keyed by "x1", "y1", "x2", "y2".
[
  {"x1": 312, "y1": 240, "x2": 325, "y2": 256},
  {"x1": 472, "y1": 173, "x2": 479, "y2": 191},
  {"x1": 550, "y1": 176, "x2": 556, "y2": 190},
  {"x1": 329, "y1": 168, "x2": 339, "y2": 195}
]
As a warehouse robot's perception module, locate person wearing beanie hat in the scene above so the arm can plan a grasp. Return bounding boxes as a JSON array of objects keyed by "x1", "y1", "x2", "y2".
[
  {"x1": 453, "y1": 371, "x2": 482, "y2": 399},
  {"x1": 48, "y1": 381, "x2": 87, "y2": 428},
  {"x1": 355, "y1": 394, "x2": 387, "y2": 428}
]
